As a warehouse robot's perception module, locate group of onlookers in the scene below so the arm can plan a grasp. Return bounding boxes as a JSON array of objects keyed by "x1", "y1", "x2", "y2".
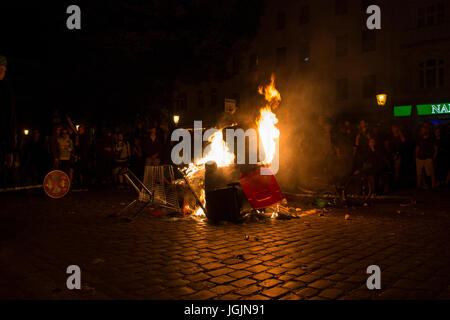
[
  {"x1": 0, "y1": 118, "x2": 171, "y2": 189},
  {"x1": 324, "y1": 118, "x2": 450, "y2": 194}
]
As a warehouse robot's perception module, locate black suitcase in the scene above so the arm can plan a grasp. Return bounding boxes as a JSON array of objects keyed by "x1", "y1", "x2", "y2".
[{"x1": 205, "y1": 185, "x2": 242, "y2": 222}]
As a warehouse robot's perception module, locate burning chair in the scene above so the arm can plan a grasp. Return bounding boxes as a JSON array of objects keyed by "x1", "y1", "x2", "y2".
[{"x1": 204, "y1": 162, "x2": 283, "y2": 222}]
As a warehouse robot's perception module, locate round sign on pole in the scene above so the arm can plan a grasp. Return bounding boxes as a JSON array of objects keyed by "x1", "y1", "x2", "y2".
[{"x1": 43, "y1": 170, "x2": 71, "y2": 199}]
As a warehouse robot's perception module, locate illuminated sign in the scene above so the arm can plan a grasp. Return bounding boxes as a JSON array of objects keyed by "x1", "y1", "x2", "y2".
[
  {"x1": 393, "y1": 105, "x2": 412, "y2": 117},
  {"x1": 417, "y1": 103, "x2": 450, "y2": 116}
]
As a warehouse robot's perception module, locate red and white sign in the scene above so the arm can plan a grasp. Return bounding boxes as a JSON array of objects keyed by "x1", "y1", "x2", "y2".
[{"x1": 43, "y1": 170, "x2": 71, "y2": 199}]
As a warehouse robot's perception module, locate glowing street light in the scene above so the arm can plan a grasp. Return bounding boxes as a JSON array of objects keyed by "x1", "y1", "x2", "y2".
[
  {"x1": 173, "y1": 115, "x2": 180, "y2": 125},
  {"x1": 24, "y1": 129, "x2": 29, "y2": 135},
  {"x1": 376, "y1": 93, "x2": 387, "y2": 107},
  {"x1": 76, "y1": 124, "x2": 80, "y2": 131}
]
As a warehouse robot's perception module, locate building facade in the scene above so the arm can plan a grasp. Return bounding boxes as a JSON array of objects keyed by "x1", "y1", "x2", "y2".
[{"x1": 172, "y1": 0, "x2": 450, "y2": 127}]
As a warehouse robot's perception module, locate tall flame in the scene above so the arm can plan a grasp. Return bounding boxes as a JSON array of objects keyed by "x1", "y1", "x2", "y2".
[
  {"x1": 184, "y1": 74, "x2": 281, "y2": 218},
  {"x1": 257, "y1": 74, "x2": 281, "y2": 165}
]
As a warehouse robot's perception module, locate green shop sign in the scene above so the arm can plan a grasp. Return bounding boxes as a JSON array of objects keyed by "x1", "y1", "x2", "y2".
[
  {"x1": 417, "y1": 103, "x2": 450, "y2": 116},
  {"x1": 393, "y1": 105, "x2": 412, "y2": 117}
]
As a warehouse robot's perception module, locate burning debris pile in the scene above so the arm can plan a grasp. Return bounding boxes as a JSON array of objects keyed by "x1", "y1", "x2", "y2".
[{"x1": 178, "y1": 75, "x2": 285, "y2": 222}]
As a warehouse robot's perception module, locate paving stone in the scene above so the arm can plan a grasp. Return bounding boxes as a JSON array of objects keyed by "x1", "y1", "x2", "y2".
[
  {"x1": 252, "y1": 272, "x2": 273, "y2": 281},
  {"x1": 235, "y1": 285, "x2": 261, "y2": 296},
  {"x1": 296, "y1": 287, "x2": 319, "y2": 298},
  {"x1": 228, "y1": 270, "x2": 253, "y2": 279},
  {"x1": 260, "y1": 279, "x2": 282, "y2": 288},
  {"x1": 210, "y1": 285, "x2": 236, "y2": 295},
  {"x1": 282, "y1": 281, "x2": 305, "y2": 290},
  {"x1": 318, "y1": 288, "x2": 344, "y2": 299},
  {"x1": 207, "y1": 268, "x2": 234, "y2": 277},
  {"x1": 261, "y1": 287, "x2": 289, "y2": 298},
  {"x1": 231, "y1": 278, "x2": 257, "y2": 288},
  {"x1": 209, "y1": 275, "x2": 235, "y2": 285}
]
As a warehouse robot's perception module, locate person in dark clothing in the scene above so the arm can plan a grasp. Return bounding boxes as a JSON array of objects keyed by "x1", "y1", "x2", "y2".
[
  {"x1": 354, "y1": 120, "x2": 371, "y2": 157},
  {"x1": 434, "y1": 128, "x2": 448, "y2": 186},
  {"x1": 22, "y1": 129, "x2": 46, "y2": 184},
  {"x1": 385, "y1": 125, "x2": 407, "y2": 186},
  {"x1": 95, "y1": 129, "x2": 114, "y2": 184},
  {"x1": 0, "y1": 55, "x2": 16, "y2": 187},
  {"x1": 131, "y1": 136, "x2": 144, "y2": 179},
  {"x1": 353, "y1": 138, "x2": 389, "y2": 195},
  {"x1": 75, "y1": 125, "x2": 90, "y2": 186},
  {"x1": 416, "y1": 126, "x2": 437, "y2": 189},
  {"x1": 50, "y1": 125, "x2": 62, "y2": 170},
  {"x1": 143, "y1": 126, "x2": 164, "y2": 166}
]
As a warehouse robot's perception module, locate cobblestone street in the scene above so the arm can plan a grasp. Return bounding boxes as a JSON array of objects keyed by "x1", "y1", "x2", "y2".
[{"x1": 1, "y1": 187, "x2": 450, "y2": 300}]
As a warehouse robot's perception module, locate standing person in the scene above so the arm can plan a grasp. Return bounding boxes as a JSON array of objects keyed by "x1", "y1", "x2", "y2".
[
  {"x1": 354, "y1": 120, "x2": 371, "y2": 157},
  {"x1": 95, "y1": 129, "x2": 114, "y2": 184},
  {"x1": 143, "y1": 126, "x2": 163, "y2": 166},
  {"x1": 434, "y1": 128, "x2": 448, "y2": 186},
  {"x1": 113, "y1": 132, "x2": 130, "y2": 188},
  {"x1": 57, "y1": 127, "x2": 74, "y2": 180},
  {"x1": 415, "y1": 125, "x2": 438, "y2": 189},
  {"x1": 385, "y1": 125, "x2": 407, "y2": 186},
  {"x1": 75, "y1": 125, "x2": 90, "y2": 186},
  {"x1": 0, "y1": 54, "x2": 16, "y2": 187},
  {"x1": 50, "y1": 125, "x2": 62, "y2": 170},
  {"x1": 159, "y1": 118, "x2": 170, "y2": 164},
  {"x1": 131, "y1": 136, "x2": 144, "y2": 179},
  {"x1": 22, "y1": 129, "x2": 46, "y2": 185}
]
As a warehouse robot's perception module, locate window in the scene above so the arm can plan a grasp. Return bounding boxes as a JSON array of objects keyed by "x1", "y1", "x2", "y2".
[
  {"x1": 362, "y1": 30, "x2": 376, "y2": 52},
  {"x1": 335, "y1": 0, "x2": 348, "y2": 15},
  {"x1": 419, "y1": 59, "x2": 445, "y2": 88},
  {"x1": 249, "y1": 53, "x2": 258, "y2": 71},
  {"x1": 418, "y1": 2, "x2": 445, "y2": 28},
  {"x1": 362, "y1": 75, "x2": 376, "y2": 98},
  {"x1": 276, "y1": 12, "x2": 286, "y2": 30},
  {"x1": 210, "y1": 88, "x2": 217, "y2": 108},
  {"x1": 298, "y1": 43, "x2": 310, "y2": 63},
  {"x1": 299, "y1": 5, "x2": 310, "y2": 25},
  {"x1": 232, "y1": 56, "x2": 240, "y2": 74},
  {"x1": 336, "y1": 35, "x2": 348, "y2": 56},
  {"x1": 276, "y1": 47, "x2": 287, "y2": 66},
  {"x1": 176, "y1": 93, "x2": 187, "y2": 111},
  {"x1": 197, "y1": 90, "x2": 205, "y2": 109},
  {"x1": 336, "y1": 78, "x2": 348, "y2": 100}
]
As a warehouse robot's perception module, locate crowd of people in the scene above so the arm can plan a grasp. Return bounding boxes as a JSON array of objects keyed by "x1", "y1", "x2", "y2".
[
  {"x1": 320, "y1": 118, "x2": 450, "y2": 194},
  {"x1": 0, "y1": 117, "x2": 172, "y2": 189}
]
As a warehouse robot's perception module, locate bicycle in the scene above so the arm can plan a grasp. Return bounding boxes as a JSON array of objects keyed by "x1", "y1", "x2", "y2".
[{"x1": 297, "y1": 170, "x2": 373, "y2": 207}]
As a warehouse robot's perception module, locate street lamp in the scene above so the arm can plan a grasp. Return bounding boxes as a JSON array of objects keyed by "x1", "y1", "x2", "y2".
[
  {"x1": 376, "y1": 93, "x2": 387, "y2": 107},
  {"x1": 173, "y1": 115, "x2": 180, "y2": 126},
  {"x1": 24, "y1": 129, "x2": 29, "y2": 135}
]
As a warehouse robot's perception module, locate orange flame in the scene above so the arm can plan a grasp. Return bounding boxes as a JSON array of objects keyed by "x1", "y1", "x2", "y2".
[
  {"x1": 257, "y1": 74, "x2": 280, "y2": 165},
  {"x1": 258, "y1": 74, "x2": 281, "y2": 108}
]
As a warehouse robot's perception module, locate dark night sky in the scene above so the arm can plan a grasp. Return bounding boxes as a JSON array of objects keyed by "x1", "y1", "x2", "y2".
[{"x1": 0, "y1": 1, "x2": 263, "y2": 129}]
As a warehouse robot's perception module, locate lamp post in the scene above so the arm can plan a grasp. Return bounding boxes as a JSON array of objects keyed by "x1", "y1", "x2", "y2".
[
  {"x1": 376, "y1": 93, "x2": 389, "y2": 126},
  {"x1": 173, "y1": 115, "x2": 180, "y2": 126},
  {"x1": 376, "y1": 93, "x2": 387, "y2": 107}
]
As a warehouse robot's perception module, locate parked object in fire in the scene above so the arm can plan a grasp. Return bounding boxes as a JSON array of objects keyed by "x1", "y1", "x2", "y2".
[
  {"x1": 239, "y1": 166, "x2": 283, "y2": 209},
  {"x1": 205, "y1": 185, "x2": 242, "y2": 222}
]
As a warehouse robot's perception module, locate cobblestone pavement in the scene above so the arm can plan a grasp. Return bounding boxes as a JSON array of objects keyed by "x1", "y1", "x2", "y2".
[{"x1": 1, "y1": 187, "x2": 450, "y2": 300}]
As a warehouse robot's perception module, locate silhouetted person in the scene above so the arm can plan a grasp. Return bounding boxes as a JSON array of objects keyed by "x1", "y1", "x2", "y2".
[
  {"x1": 416, "y1": 126, "x2": 437, "y2": 189},
  {"x1": 0, "y1": 55, "x2": 16, "y2": 187}
]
